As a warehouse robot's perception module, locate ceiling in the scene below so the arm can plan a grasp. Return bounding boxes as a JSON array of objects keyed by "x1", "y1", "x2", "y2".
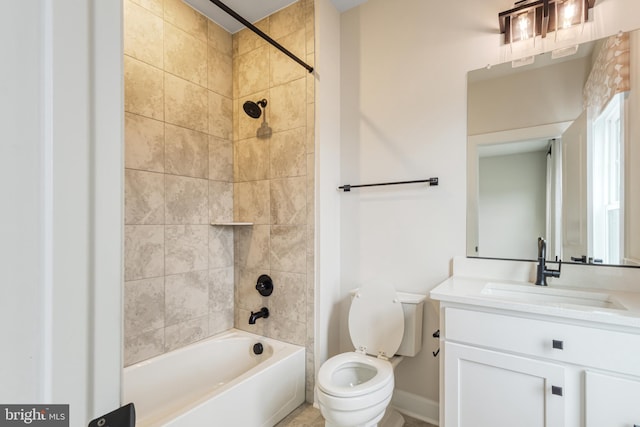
[{"x1": 183, "y1": 0, "x2": 368, "y2": 33}]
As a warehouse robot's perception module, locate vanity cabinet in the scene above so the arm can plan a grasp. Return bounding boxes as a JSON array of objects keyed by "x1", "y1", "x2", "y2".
[
  {"x1": 439, "y1": 305, "x2": 640, "y2": 427},
  {"x1": 444, "y1": 342, "x2": 565, "y2": 427},
  {"x1": 585, "y1": 371, "x2": 640, "y2": 427}
]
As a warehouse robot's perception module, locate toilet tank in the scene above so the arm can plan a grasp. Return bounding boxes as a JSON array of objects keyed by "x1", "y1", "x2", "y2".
[
  {"x1": 350, "y1": 289, "x2": 426, "y2": 357},
  {"x1": 395, "y1": 291, "x2": 425, "y2": 357}
]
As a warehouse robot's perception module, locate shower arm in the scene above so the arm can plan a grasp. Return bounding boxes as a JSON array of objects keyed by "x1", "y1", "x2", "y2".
[{"x1": 208, "y1": 0, "x2": 314, "y2": 74}]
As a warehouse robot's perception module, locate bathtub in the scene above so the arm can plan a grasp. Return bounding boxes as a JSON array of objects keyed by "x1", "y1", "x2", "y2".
[{"x1": 123, "y1": 329, "x2": 306, "y2": 426}]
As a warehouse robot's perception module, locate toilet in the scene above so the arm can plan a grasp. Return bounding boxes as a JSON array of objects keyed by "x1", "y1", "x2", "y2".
[{"x1": 316, "y1": 281, "x2": 426, "y2": 427}]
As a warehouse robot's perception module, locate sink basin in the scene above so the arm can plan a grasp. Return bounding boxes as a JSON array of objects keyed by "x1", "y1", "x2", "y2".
[{"x1": 481, "y1": 283, "x2": 627, "y2": 310}]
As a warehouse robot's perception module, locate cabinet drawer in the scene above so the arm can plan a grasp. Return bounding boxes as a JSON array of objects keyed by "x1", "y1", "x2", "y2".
[{"x1": 444, "y1": 307, "x2": 640, "y2": 376}]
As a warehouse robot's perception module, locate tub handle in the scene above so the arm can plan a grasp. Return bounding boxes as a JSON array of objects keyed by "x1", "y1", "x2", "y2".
[{"x1": 256, "y1": 274, "x2": 274, "y2": 296}]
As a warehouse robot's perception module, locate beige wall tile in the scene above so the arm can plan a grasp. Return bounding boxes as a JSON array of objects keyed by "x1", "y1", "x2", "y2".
[
  {"x1": 234, "y1": 137, "x2": 269, "y2": 182},
  {"x1": 235, "y1": 180, "x2": 270, "y2": 224},
  {"x1": 237, "y1": 45, "x2": 270, "y2": 98},
  {"x1": 208, "y1": 46, "x2": 232, "y2": 98},
  {"x1": 208, "y1": 20, "x2": 232, "y2": 56},
  {"x1": 267, "y1": 316, "x2": 306, "y2": 346},
  {"x1": 209, "y1": 136, "x2": 233, "y2": 182},
  {"x1": 124, "y1": 328, "x2": 164, "y2": 366},
  {"x1": 234, "y1": 225, "x2": 270, "y2": 270},
  {"x1": 233, "y1": 19, "x2": 269, "y2": 56},
  {"x1": 270, "y1": 1, "x2": 304, "y2": 40},
  {"x1": 165, "y1": 224, "x2": 208, "y2": 275},
  {"x1": 305, "y1": 0, "x2": 315, "y2": 55},
  {"x1": 124, "y1": 277, "x2": 165, "y2": 337},
  {"x1": 163, "y1": 0, "x2": 207, "y2": 41},
  {"x1": 164, "y1": 23, "x2": 207, "y2": 86},
  {"x1": 165, "y1": 124, "x2": 208, "y2": 178},
  {"x1": 270, "y1": 29, "x2": 306, "y2": 87},
  {"x1": 209, "y1": 180, "x2": 233, "y2": 222},
  {"x1": 131, "y1": 0, "x2": 163, "y2": 16},
  {"x1": 208, "y1": 267, "x2": 234, "y2": 316},
  {"x1": 165, "y1": 270, "x2": 208, "y2": 325},
  {"x1": 208, "y1": 311, "x2": 233, "y2": 337},
  {"x1": 208, "y1": 226, "x2": 234, "y2": 268},
  {"x1": 233, "y1": 268, "x2": 265, "y2": 313},
  {"x1": 306, "y1": 153, "x2": 315, "y2": 227},
  {"x1": 165, "y1": 316, "x2": 208, "y2": 351},
  {"x1": 125, "y1": 56, "x2": 164, "y2": 120},
  {"x1": 165, "y1": 175, "x2": 208, "y2": 224},
  {"x1": 270, "y1": 77, "x2": 306, "y2": 132},
  {"x1": 270, "y1": 225, "x2": 306, "y2": 273},
  {"x1": 165, "y1": 73, "x2": 208, "y2": 133},
  {"x1": 125, "y1": 225, "x2": 165, "y2": 281},
  {"x1": 124, "y1": 0, "x2": 164, "y2": 68},
  {"x1": 271, "y1": 177, "x2": 306, "y2": 225},
  {"x1": 125, "y1": 169, "x2": 165, "y2": 225},
  {"x1": 306, "y1": 101, "x2": 315, "y2": 153},
  {"x1": 208, "y1": 90, "x2": 233, "y2": 139},
  {"x1": 269, "y1": 271, "x2": 306, "y2": 323},
  {"x1": 270, "y1": 128, "x2": 306, "y2": 178},
  {"x1": 125, "y1": 113, "x2": 165, "y2": 172}
]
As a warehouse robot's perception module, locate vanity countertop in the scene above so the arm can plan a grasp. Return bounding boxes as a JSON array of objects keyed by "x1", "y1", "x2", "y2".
[{"x1": 431, "y1": 276, "x2": 640, "y2": 329}]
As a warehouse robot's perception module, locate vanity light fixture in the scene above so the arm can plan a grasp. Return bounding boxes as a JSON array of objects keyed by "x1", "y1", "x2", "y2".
[{"x1": 499, "y1": 0, "x2": 595, "y2": 45}]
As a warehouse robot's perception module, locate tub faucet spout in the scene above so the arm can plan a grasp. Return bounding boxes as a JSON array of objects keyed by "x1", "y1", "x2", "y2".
[{"x1": 249, "y1": 307, "x2": 269, "y2": 324}]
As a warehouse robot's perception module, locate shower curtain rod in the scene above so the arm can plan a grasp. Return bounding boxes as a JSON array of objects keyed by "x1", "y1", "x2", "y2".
[
  {"x1": 208, "y1": 0, "x2": 314, "y2": 73},
  {"x1": 338, "y1": 178, "x2": 439, "y2": 192}
]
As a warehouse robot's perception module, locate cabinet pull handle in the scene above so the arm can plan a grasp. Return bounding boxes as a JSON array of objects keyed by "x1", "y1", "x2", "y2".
[
  {"x1": 552, "y1": 340, "x2": 564, "y2": 350},
  {"x1": 551, "y1": 386, "x2": 563, "y2": 396}
]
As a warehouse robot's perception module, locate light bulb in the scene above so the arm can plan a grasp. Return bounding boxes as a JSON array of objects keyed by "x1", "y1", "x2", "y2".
[
  {"x1": 562, "y1": 0, "x2": 576, "y2": 29},
  {"x1": 517, "y1": 13, "x2": 531, "y2": 40}
]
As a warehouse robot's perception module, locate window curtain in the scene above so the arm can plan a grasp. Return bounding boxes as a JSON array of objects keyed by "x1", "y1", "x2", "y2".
[{"x1": 546, "y1": 139, "x2": 563, "y2": 260}]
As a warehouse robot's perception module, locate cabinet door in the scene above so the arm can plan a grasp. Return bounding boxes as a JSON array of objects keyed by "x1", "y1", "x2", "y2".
[
  {"x1": 585, "y1": 371, "x2": 640, "y2": 427},
  {"x1": 444, "y1": 342, "x2": 565, "y2": 427}
]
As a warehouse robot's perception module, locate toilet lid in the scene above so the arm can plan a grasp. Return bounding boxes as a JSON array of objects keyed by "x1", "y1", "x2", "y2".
[{"x1": 348, "y1": 281, "x2": 404, "y2": 358}]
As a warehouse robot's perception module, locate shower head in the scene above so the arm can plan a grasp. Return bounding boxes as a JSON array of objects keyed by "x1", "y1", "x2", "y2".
[{"x1": 243, "y1": 99, "x2": 267, "y2": 119}]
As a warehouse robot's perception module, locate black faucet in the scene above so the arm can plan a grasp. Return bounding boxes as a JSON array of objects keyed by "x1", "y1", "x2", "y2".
[
  {"x1": 535, "y1": 237, "x2": 561, "y2": 286},
  {"x1": 249, "y1": 307, "x2": 269, "y2": 324}
]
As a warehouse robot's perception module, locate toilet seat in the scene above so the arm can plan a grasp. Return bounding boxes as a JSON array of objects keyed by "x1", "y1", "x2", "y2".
[
  {"x1": 349, "y1": 281, "x2": 405, "y2": 359},
  {"x1": 317, "y1": 352, "x2": 393, "y2": 398}
]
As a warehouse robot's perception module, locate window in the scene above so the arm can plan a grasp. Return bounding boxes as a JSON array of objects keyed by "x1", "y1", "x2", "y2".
[{"x1": 591, "y1": 93, "x2": 624, "y2": 264}]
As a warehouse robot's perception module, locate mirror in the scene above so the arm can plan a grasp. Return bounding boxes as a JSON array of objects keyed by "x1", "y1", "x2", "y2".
[{"x1": 467, "y1": 29, "x2": 640, "y2": 267}]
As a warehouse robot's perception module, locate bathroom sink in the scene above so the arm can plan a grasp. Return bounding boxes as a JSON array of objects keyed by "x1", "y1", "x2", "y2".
[{"x1": 481, "y1": 283, "x2": 627, "y2": 310}]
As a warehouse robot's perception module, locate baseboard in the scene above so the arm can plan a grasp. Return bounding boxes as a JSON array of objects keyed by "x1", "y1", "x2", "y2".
[{"x1": 390, "y1": 389, "x2": 439, "y2": 426}]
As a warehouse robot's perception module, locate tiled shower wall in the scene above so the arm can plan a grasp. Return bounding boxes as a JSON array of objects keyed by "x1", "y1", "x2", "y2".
[
  {"x1": 122, "y1": 0, "x2": 316, "y2": 400},
  {"x1": 231, "y1": 0, "x2": 316, "y2": 400},
  {"x1": 123, "y1": 0, "x2": 235, "y2": 365}
]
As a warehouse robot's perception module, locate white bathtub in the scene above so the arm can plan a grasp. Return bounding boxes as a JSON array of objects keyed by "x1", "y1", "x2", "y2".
[{"x1": 123, "y1": 329, "x2": 306, "y2": 426}]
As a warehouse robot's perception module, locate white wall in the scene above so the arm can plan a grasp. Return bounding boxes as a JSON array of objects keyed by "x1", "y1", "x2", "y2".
[
  {"x1": 468, "y1": 56, "x2": 590, "y2": 136},
  {"x1": 335, "y1": 0, "x2": 640, "y2": 418},
  {"x1": 0, "y1": 1, "x2": 46, "y2": 402},
  {"x1": 478, "y1": 151, "x2": 547, "y2": 260},
  {"x1": 0, "y1": 1, "x2": 123, "y2": 424},
  {"x1": 315, "y1": 0, "x2": 343, "y2": 380}
]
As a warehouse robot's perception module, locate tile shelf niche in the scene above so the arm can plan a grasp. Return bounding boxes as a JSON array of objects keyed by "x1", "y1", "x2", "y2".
[{"x1": 209, "y1": 222, "x2": 254, "y2": 226}]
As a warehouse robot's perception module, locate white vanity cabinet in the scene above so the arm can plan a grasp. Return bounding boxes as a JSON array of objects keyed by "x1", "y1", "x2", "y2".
[{"x1": 438, "y1": 305, "x2": 640, "y2": 427}]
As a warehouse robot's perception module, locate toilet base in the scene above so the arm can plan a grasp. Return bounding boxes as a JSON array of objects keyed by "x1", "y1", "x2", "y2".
[
  {"x1": 323, "y1": 408, "x2": 404, "y2": 427},
  {"x1": 379, "y1": 408, "x2": 404, "y2": 427}
]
